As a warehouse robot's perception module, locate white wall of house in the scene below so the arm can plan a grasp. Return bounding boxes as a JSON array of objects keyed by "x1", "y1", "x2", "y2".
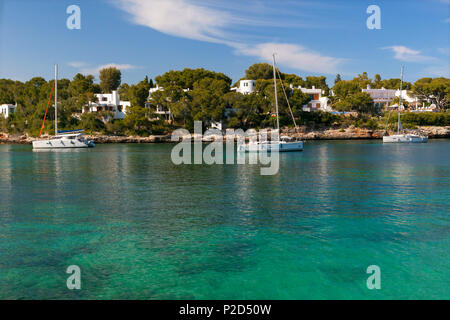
[
  {"x1": 231, "y1": 80, "x2": 256, "y2": 95},
  {"x1": 361, "y1": 85, "x2": 420, "y2": 108},
  {"x1": 395, "y1": 89, "x2": 418, "y2": 104},
  {"x1": 148, "y1": 85, "x2": 164, "y2": 98},
  {"x1": 0, "y1": 104, "x2": 16, "y2": 118},
  {"x1": 362, "y1": 85, "x2": 397, "y2": 107},
  {"x1": 147, "y1": 85, "x2": 190, "y2": 99},
  {"x1": 83, "y1": 91, "x2": 130, "y2": 120},
  {"x1": 238, "y1": 80, "x2": 256, "y2": 94},
  {"x1": 293, "y1": 86, "x2": 331, "y2": 112}
]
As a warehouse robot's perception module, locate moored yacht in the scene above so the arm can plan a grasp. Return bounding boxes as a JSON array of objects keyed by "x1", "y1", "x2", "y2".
[
  {"x1": 32, "y1": 65, "x2": 94, "y2": 150},
  {"x1": 383, "y1": 66, "x2": 428, "y2": 144},
  {"x1": 383, "y1": 134, "x2": 428, "y2": 143},
  {"x1": 239, "y1": 54, "x2": 303, "y2": 152},
  {"x1": 32, "y1": 130, "x2": 95, "y2": 149}
]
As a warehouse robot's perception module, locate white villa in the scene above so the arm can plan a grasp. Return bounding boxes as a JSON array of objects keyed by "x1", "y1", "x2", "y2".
[
  {"x1": 147, "y1": 85, "x2": 167, "y2": 116},
  {"x1": 362, "y1": 85, "x2": 421, "y2": 109},
  {"x1": 83, "y1": 91, "x2": 131, "y2": 120},
  {"x1": 231, "y1": 80, "x2": 256, "y2": 95},
  {"x1": 148, "y1": 85, "x2": 164, "y2": 97},
  {"x1": 395, "y1": 89, "x2": 421, "y2": 107},
  {"x1": 0, "y1": 104, "x2": 17, "y2": 118},
  {"x1": 291, "y1": 86, "x2": 331, "y2": 112},
  {"x1": 146, "y1": 85, "x2": 191, "y2": 120},
  {"x1": 362, "y1": 85, "x2": 397, "y2": 108}
]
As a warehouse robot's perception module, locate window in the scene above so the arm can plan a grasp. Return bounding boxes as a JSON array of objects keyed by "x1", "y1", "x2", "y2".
[{"x1": 102, "y1": 97, "x2": 107, "y2": 102}]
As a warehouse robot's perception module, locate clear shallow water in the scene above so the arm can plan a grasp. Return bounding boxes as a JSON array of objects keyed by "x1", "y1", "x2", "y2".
[{"x1": 0, "y1": 140, "x2": 448, "y2": 300}]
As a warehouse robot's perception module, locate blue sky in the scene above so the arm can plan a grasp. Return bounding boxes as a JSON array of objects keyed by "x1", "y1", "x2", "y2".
[{"x1": 0, "y1": 0, "x2": 449, "y2": 85}]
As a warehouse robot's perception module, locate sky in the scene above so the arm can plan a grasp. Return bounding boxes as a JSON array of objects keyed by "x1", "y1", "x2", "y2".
[{"x1": 0, "y1": 0, "x2": 449, "y2": 86}]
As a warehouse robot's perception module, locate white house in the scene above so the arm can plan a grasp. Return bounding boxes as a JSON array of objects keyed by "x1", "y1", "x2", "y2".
[
  {"x1": 292, "y1": 86, "x2": 331, "y2": 112},
  {"x1": 146, "y1": 85, "x2": 191, "y2": 120},
  {"x1": 361, "y1": 85, "x2": 421, "y2": 109},
  {"x1": 362, "y1": 85, "x2": 397, "y2": 108},
  {"x1": 395, "y1": 89, "x2": 421, "y2": 108},
  {"x1": 83, "y1": 91, "x2": 131, "y2": 120},
  {"x1": 148, "y1": 85, "x2": 164, "y2": 97},
  {"x1": 0, "y1": 104, "x2": 16, "y2": 118},
  {"x1": 147, "y1": 85, "x2": 169, "y2": 117},
  {"x1": 231, "y1": 80, "x2": 256, "y2": 95}
]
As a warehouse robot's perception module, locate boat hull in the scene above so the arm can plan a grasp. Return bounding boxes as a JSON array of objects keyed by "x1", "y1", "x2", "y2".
[
  {"x1": 383, "y1": 134, "x2": 428, "y2": 143},
  {"x1": 239, "y1": 141, "x2": 303, "y2": 152},
  {"x1": 32, "y1": 139, "x2": 94, "y2": 149}
]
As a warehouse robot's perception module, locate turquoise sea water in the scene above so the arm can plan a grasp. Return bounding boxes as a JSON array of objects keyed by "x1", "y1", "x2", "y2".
[{"x1": 0, "y1": 140, "x2": 449, "y2": 300}]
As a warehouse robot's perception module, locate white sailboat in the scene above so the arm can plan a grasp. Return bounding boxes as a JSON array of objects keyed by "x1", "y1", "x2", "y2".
[
  {"x1": 238, "y1": 54, "x2": 303, "y2": 152},
  {"x1": 32, "y1": 65, "x2": 94, "y2": 149},
  {"x1": 383, "y1": 66, "x2": 428, "y2": 144}
]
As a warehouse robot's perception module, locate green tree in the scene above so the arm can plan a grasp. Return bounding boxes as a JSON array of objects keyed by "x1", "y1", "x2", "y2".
[
  {"x1": 373, "y1": 74, "x2": 382, "y2": 88},
  {"x1": 305, "y1": 76, "x2": 329, "y2": 96},
  {"x1": 80, "y1": 112, "x2": 106, "y2": 133},
  {"x1": 334, "y1": 74, "x2": 342, "y2": 85},
  {"x1": 118, "y1": 83, "x2": 130, "y2": 101},
  {"x1": 334, "y1": 92, "x2": 376, "y2": 115},
  {"x1": 353, "y1": 72, "x2": 372, "y2": 89},
  {"x1": 155, "y1": 68, "x2": 231, "y2": 90},
  {"x1": 290, "y1": 89, "x2": 311, "y2": 115},
  {"x1": 283, "y1": 73, "x2": 305, "y2": 87},
  {"x1": 129, "y1": 86, "x2": 148, "y2": 107},
  {"x1": 379, "y1": 78, "x2": 411, "y2": 90},
  {"x1": 0, "y1": 87, "x2": 15, "y2": 104},
  {"x1": 69, "y1": 73, "x2": 95, "y2": 96},
  {"x1": 226, "y1": 92, "x2": 269, "y2": 129},
  {"x1": 187, "y1": 78, "x2": 230, "y2": 126},
  {"x1": 412, "y1": 77, "x2": 449, "y2": 110},
  {"x1": 123, "y1": 105, "x2": 152, "y2": 135},
  {"x1": 332, "y1": 80, "x2": 361, "y2": 100},
  {"x1": 99, "y1": 67, "x2": 122, "y2": 93},
  {"x1": 245, "y1": 63, "x2": 276, "y2": 80}
]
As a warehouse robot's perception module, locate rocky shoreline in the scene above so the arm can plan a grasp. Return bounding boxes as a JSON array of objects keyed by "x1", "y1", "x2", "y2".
[
  {"x1": 1, "y1": 126, "x2": 449, "y2": 145},
  {"x1": 284, "y1": 126, "x2": 450, "y2": 140}
]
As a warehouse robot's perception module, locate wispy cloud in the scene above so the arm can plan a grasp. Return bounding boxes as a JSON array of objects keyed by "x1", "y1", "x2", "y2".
[
  {"x1": 68, "y1": 62, "x2": 138, "y2": 76},
  {"x1": 382, "y1": 46, "x2": 435, "y2": 62},
  {"x1": 81, "y1": 63, "x2": 138, "y2": 75},
  {"x1": 68, "y1": 61, "x2": 87, "y2": 68},
  {"x1": 438, "y1": 47, "x2": 450, "y2": 55},
  {"x1": 236, "y1": 42, "x2": 343, "y2": 74},
  {"x1": 112, "y1": 0, "x2": 344, "y2": 75},
  {"x1": 114, "y1": 0, "x2": 233, "y2": 45}
]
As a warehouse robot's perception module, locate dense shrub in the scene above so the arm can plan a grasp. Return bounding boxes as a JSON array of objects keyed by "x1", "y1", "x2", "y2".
[{"x1": 384, "y1": 112, "x2": 449, "y2": 126}]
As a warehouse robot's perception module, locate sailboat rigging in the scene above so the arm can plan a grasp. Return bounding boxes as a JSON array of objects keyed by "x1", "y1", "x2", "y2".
[
  {"x1": 32, "y1": 65, "x2": 94, "y2": 149},
  {"x1": 238, "y1": 54, "x2": 303, "y2": 152},
  {"x1": 383, "y1": 66, "x2": 428, "y2": 143}
]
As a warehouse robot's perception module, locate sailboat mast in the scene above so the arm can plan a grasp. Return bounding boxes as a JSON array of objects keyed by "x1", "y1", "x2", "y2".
[
  {"x1": 55, "y1": 64, "x2": 58, "y2": 136},
  {"x1": 272, "y1": 54, "x2": 280, "y2": 133},
  {"x1": 398, "y1": 65, "x2": 404, "y2": 134}
]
